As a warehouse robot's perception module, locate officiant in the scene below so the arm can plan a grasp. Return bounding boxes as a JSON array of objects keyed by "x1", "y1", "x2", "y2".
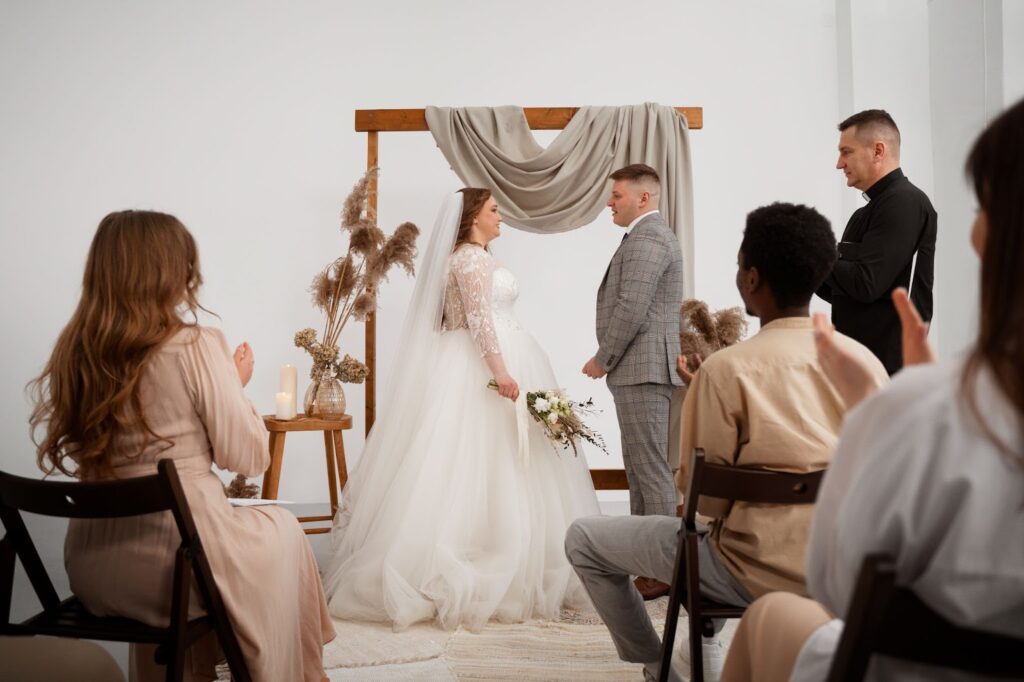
[{"x1": 816, "y1": 109, "x2": 937, "y2": 375}]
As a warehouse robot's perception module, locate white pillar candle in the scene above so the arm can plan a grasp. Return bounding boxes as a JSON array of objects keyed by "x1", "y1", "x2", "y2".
[
  {"x1": 280, "y1": 364, "x2": 298, "y2": 415},
  {"x1": 275, "y1": 391, "x2": 295, "y2": 420}
]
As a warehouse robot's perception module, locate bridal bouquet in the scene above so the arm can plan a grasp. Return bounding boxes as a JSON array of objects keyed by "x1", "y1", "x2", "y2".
[{"x1": 487, "y1": 381, "x2": 609, "y2": 456}]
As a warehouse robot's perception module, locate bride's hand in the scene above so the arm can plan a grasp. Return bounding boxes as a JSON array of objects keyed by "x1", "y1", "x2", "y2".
[{"x1": 493, "y1": 373, "x2": 520, "y2": 401}]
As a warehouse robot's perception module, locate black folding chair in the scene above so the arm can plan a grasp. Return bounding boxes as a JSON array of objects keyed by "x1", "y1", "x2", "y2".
[
  {"x1": 0, "y1": 459, "x2": 251, "y2": 682},
  {"x1": 826, "y1": 553, "x2": 1024, "y2": 681},
  {"x1": 659, "y1": 448, "x2": 825, "y2": 682}
]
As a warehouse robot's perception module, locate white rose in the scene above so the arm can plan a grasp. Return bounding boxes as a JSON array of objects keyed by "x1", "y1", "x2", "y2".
[
  {"x1": 547, "y1": 412, "x2": 559, "y2": 424},
  {"x1": 533, "y1": 397, "x2": 550, "y2": 412}
]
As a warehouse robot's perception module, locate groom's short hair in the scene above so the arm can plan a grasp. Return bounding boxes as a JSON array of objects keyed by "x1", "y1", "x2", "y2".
[
  {"x1": 740, "y1": 203, "x2": 837, "y2": 308},
  {"x1": 610, "y1": 163, "x2": 659, "y2": 196},
  {"x1": 610, "y1": 164, "x2": 660, "y2": 187}
]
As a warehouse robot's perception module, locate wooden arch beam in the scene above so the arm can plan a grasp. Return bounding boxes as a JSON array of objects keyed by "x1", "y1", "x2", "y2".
[{"x1": 356, "y1": 106, "x2": 703, "y2": 132}]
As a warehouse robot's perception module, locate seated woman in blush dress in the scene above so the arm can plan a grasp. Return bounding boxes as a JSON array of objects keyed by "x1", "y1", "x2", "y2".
[{"x1": 30, "y1": 210, "x2": 335, "y2": 682}]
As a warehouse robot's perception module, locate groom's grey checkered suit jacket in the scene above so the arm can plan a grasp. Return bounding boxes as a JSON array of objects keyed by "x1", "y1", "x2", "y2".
[{"x1": 596, "y1": 213, "x2": 684, "y2": 387}]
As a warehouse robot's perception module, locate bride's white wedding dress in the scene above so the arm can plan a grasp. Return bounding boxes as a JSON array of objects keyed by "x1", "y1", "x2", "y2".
[{"x1": 323, "y1": 229, "x2": 600, "y2": 632}]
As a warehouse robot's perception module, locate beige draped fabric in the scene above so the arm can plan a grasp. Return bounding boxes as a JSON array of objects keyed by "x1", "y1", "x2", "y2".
[{"x1": 425, "y1": 102, "x2": 695, "y2": 296}]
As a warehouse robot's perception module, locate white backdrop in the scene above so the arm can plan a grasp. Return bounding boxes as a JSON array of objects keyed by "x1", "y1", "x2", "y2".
[{"x1": 1, "y1": 0, "x2": 1019, "y2": 503}]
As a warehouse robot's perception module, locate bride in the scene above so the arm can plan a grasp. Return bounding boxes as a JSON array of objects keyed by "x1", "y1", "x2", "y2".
[{"x1": 323, "y1": 188, "x2": 600, "y2": 631}]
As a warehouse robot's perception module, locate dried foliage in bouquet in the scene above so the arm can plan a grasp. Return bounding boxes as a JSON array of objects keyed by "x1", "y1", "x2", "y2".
[
  {"x1": 487, "y1": 381, "x2": 609, "y2": 456},
  {"x1": 295, "y1": 167, "x2": 420, "y2": 383},
  {"x1": 223, "y1": 474, "x2": 259, "y2": 499},
  {"x1": 679, "y1": 299, "x2": 748, "y2": 360}
]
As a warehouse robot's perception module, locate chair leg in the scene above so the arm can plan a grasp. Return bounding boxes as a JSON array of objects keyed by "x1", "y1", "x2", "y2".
[
  {"x1": 686, "y1": 533, "x2": 704, "y2": 682},
  {"x1": 222, "y1": 642, "x2": 251, "y2": 682},
  {"x1": 660, "y1": 576, "x2": 684, "y2": 682},
  {"x1": 701, "y1": 617, "x2": 716, "y2": 638},
  {"x1": 0, "y1": 537, "x2": 13, "y2": 623},
  {"x1": 166, "y1": 548, "x2": 191, "y2": 682},
  {"x1": 659, "y1": 521, "x2": 689, "y2": 682}
]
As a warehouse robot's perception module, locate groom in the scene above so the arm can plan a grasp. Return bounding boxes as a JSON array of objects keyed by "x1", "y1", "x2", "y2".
[{"x1": 583, "y1": 163, "x2": 683, "y2": 527}]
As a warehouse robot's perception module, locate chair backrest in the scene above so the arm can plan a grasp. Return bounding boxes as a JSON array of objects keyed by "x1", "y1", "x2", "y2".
[
  {"x1": 682, "y1": 448, "x2": 825, "y2": 524},
  {"x1": 0, "y1": 460, "x2": 250, "y2": 681},
  {"x1": 0, "y1": 466, "x2": 174, "y2": 519},
  {"x1": 827, "y1": 554, "x2": 1024, "y2": 681},
  {"x1": 0, "y1": 460, "x2": 197, "y2": 616},
  {"x1": 660, "y1": 449, "x2": 829, "y2": 682}
]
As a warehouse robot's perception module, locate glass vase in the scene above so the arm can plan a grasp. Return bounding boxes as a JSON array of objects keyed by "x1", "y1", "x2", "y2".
[{"x1": 303, "y1": 375, "x2": 346, "y2": 419}]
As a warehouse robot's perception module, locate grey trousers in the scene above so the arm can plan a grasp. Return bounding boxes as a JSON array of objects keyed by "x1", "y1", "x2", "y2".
[
  {"x1": 608, "y1": 382, "x2": 678, "y2": 516},
  {"x1": 564, "y1": 514, "x2": 753, "y2": 664}
]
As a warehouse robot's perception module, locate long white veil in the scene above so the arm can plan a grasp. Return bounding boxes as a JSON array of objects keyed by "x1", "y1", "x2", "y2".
[
  {"x1": 322, "y1": 190, "x2": 602, "y2": 625},
  {"x1": 326, "y1": 192, "x2": 463, "y2": 557}
]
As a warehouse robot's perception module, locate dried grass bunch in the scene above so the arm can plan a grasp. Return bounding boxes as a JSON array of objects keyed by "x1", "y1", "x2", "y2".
[
  {"x1": 295, "y1": 168, "x2": 419, "y2": 382},
  {"x1": 223, "y1": 474, "x2": 259, "y2": 499},
  {"x1": 679, "y1": 299, "x2": 748, "y2": 359}
]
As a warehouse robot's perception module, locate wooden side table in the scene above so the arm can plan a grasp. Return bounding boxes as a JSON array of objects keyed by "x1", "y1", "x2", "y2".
[{"x1": 261, "y1": 413, "x2": 353, "y2": 534}]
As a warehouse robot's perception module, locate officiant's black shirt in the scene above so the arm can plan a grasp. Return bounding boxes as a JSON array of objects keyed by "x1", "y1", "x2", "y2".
[{"x1": 817, "y1": 168, "x2": 937, "y2": 375}]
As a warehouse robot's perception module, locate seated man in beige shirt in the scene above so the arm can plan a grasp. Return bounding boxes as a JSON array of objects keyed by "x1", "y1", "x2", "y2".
[{"x1": 564, "y1": 202, "x2": 888, "y2": 682}]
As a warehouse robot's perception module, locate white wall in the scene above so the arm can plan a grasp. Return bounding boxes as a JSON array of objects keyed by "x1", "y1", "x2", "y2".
[
  {"x1": 835, "y1": 0, "x2": 938, "y2": 341},
  {"x1": 1, "y1": 1, "x2": 1019, "y2": 503},
  {"x1": 928, "y1": 0, "x2": 1005, "y2": 358},
  {"x1": 0, "y1": 0, "x2": 844, "y2": 499},
  {"x1": 1003, "y1": 0, "x2": 1024, "y2": 104}
]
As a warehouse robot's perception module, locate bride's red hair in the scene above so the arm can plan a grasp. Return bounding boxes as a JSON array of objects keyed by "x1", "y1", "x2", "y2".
[{"x1": 453, "y1": 188, "x2": 492, "y2": 251}]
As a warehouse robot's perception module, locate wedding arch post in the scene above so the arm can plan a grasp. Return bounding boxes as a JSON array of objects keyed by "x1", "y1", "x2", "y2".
[{"x1": 356, "y1": 106, "x2": 704, "y2": 490}]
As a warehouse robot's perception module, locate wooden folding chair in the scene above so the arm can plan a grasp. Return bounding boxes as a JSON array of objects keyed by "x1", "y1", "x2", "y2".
[
  {"x1": 659, "y1": 448, "x2": 825, "y2": 682},
  {"x1": 0, "y1": 459, "x2": 251, "y2": 682},
  {"x1": 826, "y1": 553, "x2": 1024, "y2": 681}
]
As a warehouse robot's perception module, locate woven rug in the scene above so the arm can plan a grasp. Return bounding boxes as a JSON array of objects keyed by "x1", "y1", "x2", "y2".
[{"x1": 321, "y1": 598, "x2": 738, "y2": 681}]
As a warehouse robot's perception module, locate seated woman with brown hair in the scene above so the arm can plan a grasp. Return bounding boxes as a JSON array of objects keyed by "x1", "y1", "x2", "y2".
[
  {"x1": 719, "y1": 98, "x2": 1024, "y2": 682},
  {"x1": 30, "y1": 210, "x2": 335, "y2": 682}
]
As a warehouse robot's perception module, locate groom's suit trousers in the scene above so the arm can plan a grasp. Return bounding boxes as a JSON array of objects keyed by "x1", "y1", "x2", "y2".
[{"x1": 608, "y1": 383, "x2": 678, "y2": 516}]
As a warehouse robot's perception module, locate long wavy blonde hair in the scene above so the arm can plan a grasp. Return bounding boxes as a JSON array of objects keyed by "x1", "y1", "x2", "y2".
[{"x1": 30, "y1": 210, "x2": 205, "y2": 480}]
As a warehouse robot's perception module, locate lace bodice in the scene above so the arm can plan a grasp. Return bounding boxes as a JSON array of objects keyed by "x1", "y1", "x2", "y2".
[{"x1": 442, "y1": 245, "x2": 521, "y2": 356}]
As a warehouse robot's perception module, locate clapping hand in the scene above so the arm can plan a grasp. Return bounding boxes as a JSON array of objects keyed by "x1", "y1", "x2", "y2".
[
  {"x1": 813, "y1": 314, "x2": 877, "y2": 409},
  {"x1": 893, "y1": 287, "x2": 936, "y2": 366},
  {"x1": 814, "y1": 287, "x2": 936, "y2": 409},
  {"x1": 233, "y1": 342, "x2": 254, "y2": 387}
]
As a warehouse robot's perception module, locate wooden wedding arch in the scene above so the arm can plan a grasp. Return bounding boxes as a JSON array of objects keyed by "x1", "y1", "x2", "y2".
[{"x1": 355, "y1": 106, "x2": 704, "y2": 490}]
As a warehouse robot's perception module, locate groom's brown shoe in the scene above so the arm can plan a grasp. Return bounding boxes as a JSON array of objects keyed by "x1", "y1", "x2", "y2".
[{"x1": 634, "y1": 576, "x2": 671, "y2": 600}]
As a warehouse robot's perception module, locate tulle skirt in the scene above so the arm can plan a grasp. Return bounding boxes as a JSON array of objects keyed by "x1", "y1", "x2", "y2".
[{"x1": 323, "y1": 327, "x2": 600, "y2": 631}]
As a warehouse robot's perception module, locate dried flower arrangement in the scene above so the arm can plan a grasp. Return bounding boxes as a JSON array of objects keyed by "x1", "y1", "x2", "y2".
[
  {"x1": 679, "y1": 299, "x2": 748, "y2": 359},
  {"x1": 295, "y1": 167, "x2": 420, "y2": 389}
]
